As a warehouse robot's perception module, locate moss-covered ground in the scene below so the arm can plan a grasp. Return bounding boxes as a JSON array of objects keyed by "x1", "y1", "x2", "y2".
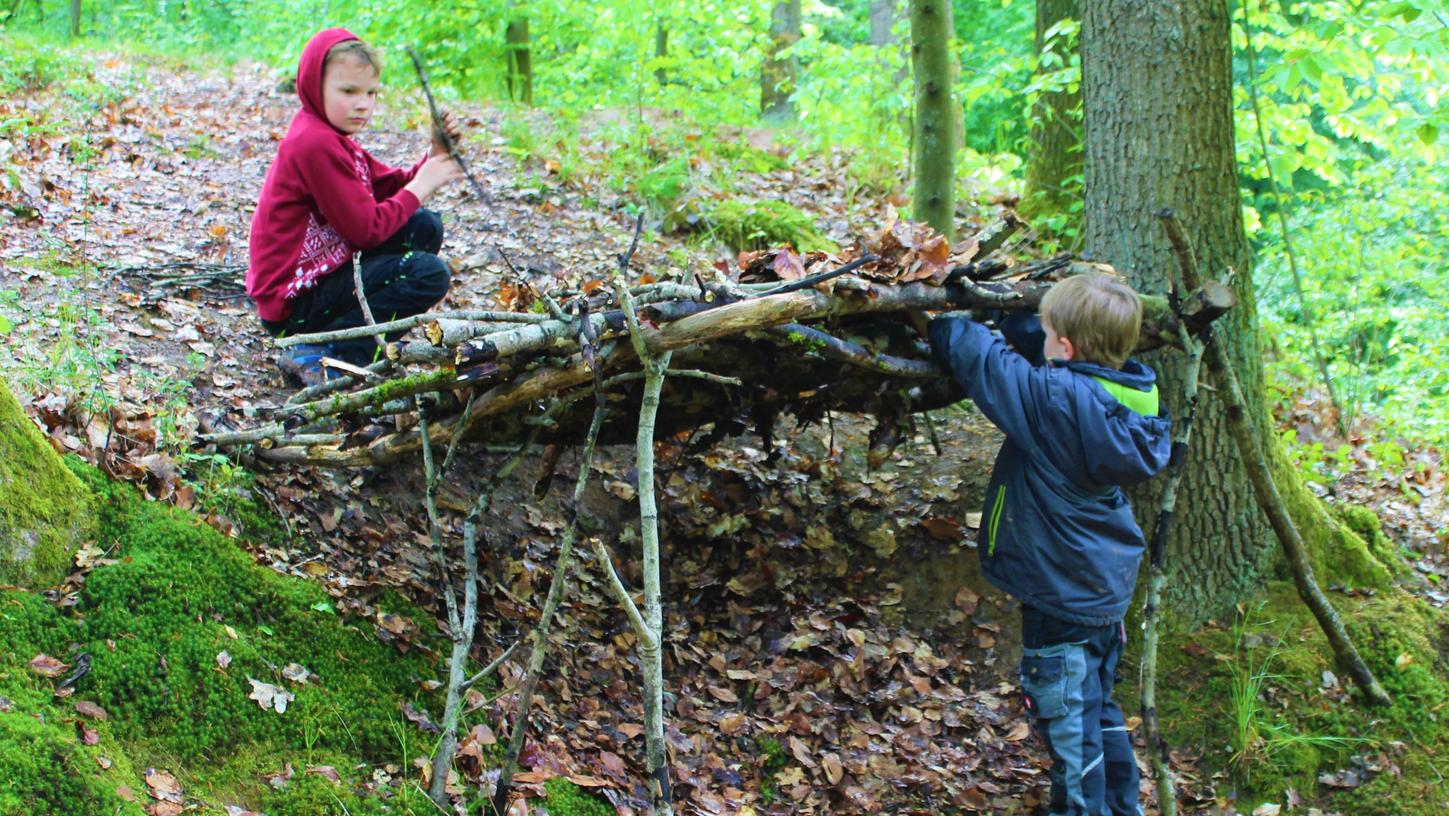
[
  {"x1": 0, "y1": 459, "x2": 456, "y2": 814},
  {"x1": 1136, "y1": 579, "x2": 1449, "y2": 814}
]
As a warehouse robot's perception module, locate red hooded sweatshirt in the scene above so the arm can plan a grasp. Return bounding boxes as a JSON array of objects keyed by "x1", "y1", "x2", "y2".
[{"x1": 246, "y1": 28, "x2": 424, "y2": 322}]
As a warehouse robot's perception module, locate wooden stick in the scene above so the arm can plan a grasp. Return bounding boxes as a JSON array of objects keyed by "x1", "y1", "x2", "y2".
[
  {"x1": 490, "y1": 362, "x2": 611, "y2": 816},
  {"x1": 406, "y1": 46, "x2": 491, "y2": 204},
  {"x1": 429, "y1": 429, "x2": 537, "y2": 806},
  {"x1": 1156, "y1": 210, "x2": 1391, "y2": 707},
  {"x1": 277, "y1": 310, "x2": 546, "y2": 349},
  {"x1": 1138, "y1": 278, "x2": 1206, "y2": 816}
]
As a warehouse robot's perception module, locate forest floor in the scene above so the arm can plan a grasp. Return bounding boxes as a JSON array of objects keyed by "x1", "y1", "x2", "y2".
[{"x1": 1, "y1": 53, "x2": 1446, "y2": 816}]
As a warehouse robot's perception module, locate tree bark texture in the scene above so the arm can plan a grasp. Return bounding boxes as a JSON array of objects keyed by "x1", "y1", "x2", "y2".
[
  {"x1": 655, "y1": 23, "x2": 669, "y2": 85},
  {"x1": 1020, "y1": 0, "x2": 1082, "y2": 227},
  {"x1": 910, "y1": 0, "x2": 956, "y2": 240},
  {"x1": 1083, "y1": 0, "x2": 1274, "y2": 622},
  {"x1": 761, "y1": 0, "x2": 801, "y2": 121},
  {"x1": 505, "y1": 18, "x2": 533, "y2": 105}
]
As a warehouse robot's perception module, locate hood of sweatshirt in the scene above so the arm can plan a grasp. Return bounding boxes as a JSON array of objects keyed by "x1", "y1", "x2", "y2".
[
  {"x1": 1060, "y1": 358, "x2": 1171, "y2": 488},
  {"x1": 296, "y1": 28, "x2": 361, "y2": 131}
]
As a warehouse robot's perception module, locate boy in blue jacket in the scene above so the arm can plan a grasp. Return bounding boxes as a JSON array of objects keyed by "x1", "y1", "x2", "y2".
[{"x1": 926, "y1": 273, "x2": 1172, "y2": 816}]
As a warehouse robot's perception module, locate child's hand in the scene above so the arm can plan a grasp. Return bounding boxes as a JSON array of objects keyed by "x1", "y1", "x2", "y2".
[
  {"x1": 430, "y1": 110, "x2": 462, "y2": 158},
  {"x1": 907, "y1": 310, "x2": 932, "y2": 339},
  {"x1": 406, "y1": 154, "x2": 464, "y2": 203}
]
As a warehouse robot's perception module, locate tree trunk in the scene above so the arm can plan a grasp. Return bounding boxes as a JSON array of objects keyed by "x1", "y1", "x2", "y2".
[
  {"x1": 655, "y1": 23, "x2": 668, "y2": 85},
  {"x1": 1082, "y1": 0, "x2": 1274, "y2": 621},
  {"x1": 69, "y1": 0, "x2": 80, "y2": 37},
  {"x1": 760, "y1": 0, "x2": 801, "y2": 121},
  {"x1": 0, "y1": 381, "x2": 94, "y2": 586},
  {"x1": 910, "y1": 0, "x2": 956, "y2": 239},
  {"x1": 1020, "y1": 0, "x2": 1081, "y2": 229},
  {"x1": 505, "y1": 18, "x2": 532, "y2": 105},
  {"x1": 869, "y1": 0, "x2": 896, "y2": 45}
]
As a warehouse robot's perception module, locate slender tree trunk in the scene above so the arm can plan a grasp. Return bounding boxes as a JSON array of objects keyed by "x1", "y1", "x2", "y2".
[
  {"x1": 505, "y1": 18, "x2": 533, "y2": 105},
  {"x1": 869, "y1": 0, "x2": 896, "y2": 45},
  {"x1": 654, "y1": 23, "x2": 669, "y2": 85},
  {"x1": 1083, "y1": 0, "x2": 1274, "y2": 620},
  {"x1": 909, "y1": 0, "x2": 956, "y2": 239},
  {"x1": 761, "y1": 0, "x2": 801, "y2": 121},
  {"x1": 1020, "y1": 0, "x2": 1081, "y2": 228},
  {"x1": 69, "y1": 0, "x2": 81, "y2": 37}
]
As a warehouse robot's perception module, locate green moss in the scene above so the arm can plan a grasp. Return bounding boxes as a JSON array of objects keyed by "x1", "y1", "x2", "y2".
[
  {"x1": 1141, "y1": 580, "x2": 1449, "y2": 815},
  {"x1": 1270, "y1": 439, "x2": 1393, "y2": 589},
  {"x1": 261, "y1": 771, "x2": 390, "y2": 816},
  {"x1": 71, "y1": 478, "x2": 440, "y2": 760},
  {"x1": 370, "y1": 369, "x2": 456, "y2": 405},
  {"x1": 0, "y1": 382, "x2": 96, "y2": 586},
  {"x1": 541, "y1": 776, "x2": 613, "y2": 816},
  {"x1": 1334, "y1": 503, "x2": 1405, "y2": 577},
  {"x1": 0, "y1": 711, "x2": 144, "y2": 816},
  {"x1": 756, "y1": 735, "x2": 788, "y2": 805},
  {"x1": 694, "y1": 198, "x2": 834, "y2": 253}
]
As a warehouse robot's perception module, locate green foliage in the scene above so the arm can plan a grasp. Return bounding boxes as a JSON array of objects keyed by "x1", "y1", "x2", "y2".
[
  {"x1": 1235, "y1": 2, "x2": 1449, "y2": 449},
  {"x1": 694, "y1": 197, "x2": 833, "y2": 252},
  {"x1": 540, "y1": 776, "x2": 613, "y2": 816}
]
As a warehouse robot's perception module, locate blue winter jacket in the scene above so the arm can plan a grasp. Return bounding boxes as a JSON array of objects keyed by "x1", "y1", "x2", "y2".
[{"x1": 928, "y1": 315, "x2": 1173, "y2": 626}]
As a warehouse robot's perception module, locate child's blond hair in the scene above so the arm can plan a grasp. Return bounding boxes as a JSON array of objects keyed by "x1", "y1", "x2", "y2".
[
  {"x1": 1039, "y1": 273, "x2": 1142, "y2": 370},
  {"x1": 325, "y1": 39, "x2": 382, "y2": 75}
]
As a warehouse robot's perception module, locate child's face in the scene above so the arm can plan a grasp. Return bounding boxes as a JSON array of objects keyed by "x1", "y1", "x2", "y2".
[
  {"x1": 1042, "y1": 319, "x2": 1075, "y2": 362},
  {"x1": 321, "y1": 56, "x2": 379, "y2": 135}
]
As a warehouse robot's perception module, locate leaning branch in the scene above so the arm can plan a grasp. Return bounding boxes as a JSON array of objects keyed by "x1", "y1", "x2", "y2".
[{"x1": 1157, "y1": 210, "x2": 1391, "y2": 707}]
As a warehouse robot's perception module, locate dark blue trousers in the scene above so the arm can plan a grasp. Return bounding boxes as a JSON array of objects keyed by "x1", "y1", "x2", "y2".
[
  {"x1": 262, "y1": 209, "x2": 451, "y2": 364},
  {"x1": 1019, "y1": 606, "x2": 1141, "y2": 816}
]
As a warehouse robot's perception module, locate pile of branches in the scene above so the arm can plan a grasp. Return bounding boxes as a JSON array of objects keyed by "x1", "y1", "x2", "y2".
[{"x1": 199, "y1": 212, "x2": 1230, "y2": 467}]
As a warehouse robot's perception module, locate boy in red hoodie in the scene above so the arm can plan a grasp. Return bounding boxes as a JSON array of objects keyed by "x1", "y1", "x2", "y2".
[{"x1": 247, "y1": 28, "x2": 463, "y2": 386}]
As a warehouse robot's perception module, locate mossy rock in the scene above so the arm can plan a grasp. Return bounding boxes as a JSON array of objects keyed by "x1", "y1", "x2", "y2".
[{"x1": 0, "y1": 381, "x2": 95, "y2": 587}]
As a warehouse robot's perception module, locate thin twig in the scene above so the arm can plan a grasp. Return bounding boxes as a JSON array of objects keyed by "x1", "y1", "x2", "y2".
[
  {"x1": 1240, "y1": 8, "x2": 1345, "y2": 434},
  {"x1": 461, "y1": 639, "x2": 522, "y2": 690},
  {"x1": 590, "y1": 537, "x2": 654, "y2": 647},
  {"x1": 754, "y1": 254, "x2": 879, "y2": 297},
  {"x1": 406, "y1": 46, "x2": 490, "y2": 203}
]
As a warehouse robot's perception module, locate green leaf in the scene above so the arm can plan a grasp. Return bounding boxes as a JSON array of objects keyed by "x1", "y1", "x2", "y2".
[
  {"x1": 310, "y1": 601, "x2": 335, "y2": 614},
  {"x1": 258, "y1": 625, "x2": 274, "y2": 636},
  {"x1": 1417, "y1": 123, "x2": 1439, "y2": 146},
  {"x1": 0, "y1": 315, "x2": 11, "y2": 335}
]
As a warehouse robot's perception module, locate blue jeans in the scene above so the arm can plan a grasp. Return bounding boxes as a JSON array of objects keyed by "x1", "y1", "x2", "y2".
[
  {"x1": 262, "y1": 209, "x2": 451, "y2": 364},
  {"x1": 1019, "y1": 606, "x2": 1141, "y2": 816}
]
